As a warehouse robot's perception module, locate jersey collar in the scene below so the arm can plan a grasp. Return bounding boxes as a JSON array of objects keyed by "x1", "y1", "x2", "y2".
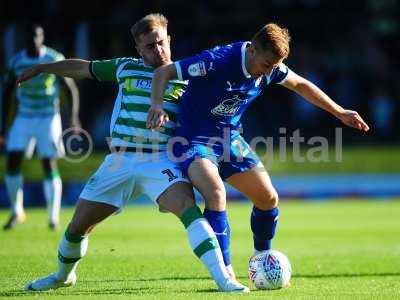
[{"x1": 241, "y1": 42, "x2": 251, "y2": 79}]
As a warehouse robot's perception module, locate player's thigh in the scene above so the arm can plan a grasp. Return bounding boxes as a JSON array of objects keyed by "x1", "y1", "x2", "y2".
[
  {"x1": 6, "y1": 116, "x2": 33, "y2": 153},
  {"x1": 157, "y1": 181, "x2": 195, "y2": 217},
  {"x1": 36, "y1": 114, "x2": 65, "y2": 158},
  {"x1": 188, "y1": 158, "x2": 226, "y2": 211},
  {"x1": 68, "y1": 198, "x2": 118, "y2": 235},
  {"x1": 225, "y1": 167, "x2": 278, "y2": 210}
]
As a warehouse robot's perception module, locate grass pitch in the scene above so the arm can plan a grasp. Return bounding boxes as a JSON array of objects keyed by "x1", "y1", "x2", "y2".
[{"x1": 0, "y1": 200, "x2": 399, "y2": 299}]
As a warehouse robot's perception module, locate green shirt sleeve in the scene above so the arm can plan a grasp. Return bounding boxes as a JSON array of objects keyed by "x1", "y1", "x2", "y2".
[{"x1": 90, "y1": 58, "x2": 130, "y2": 82}]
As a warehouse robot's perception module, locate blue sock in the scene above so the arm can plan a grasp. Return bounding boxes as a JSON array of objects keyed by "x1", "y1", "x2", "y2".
[
  {"x1": 203, "y1": 209, "x2": 231, "y2": 266},
  {"x1": 251, "y1": 206, "x2": 279, "y2": 251}
]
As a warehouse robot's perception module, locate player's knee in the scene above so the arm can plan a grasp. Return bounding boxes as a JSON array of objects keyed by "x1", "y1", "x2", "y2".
[
  {"x1": 41, "y1": 158, "x2": 57, "y2": 175},
  {"x1": 6, "y1": 152, "x2": 23, "y2": 174},
  {"x1": 204, "y1": 188, "x2": 226, "y2": 211},
  {"x1": 254, "y1": 190, "x2": 279, "y2": 211},
  {"x1": 6, "y1": 165, "x2": 21, "y2": 175},
  {"x1": 270, "y1": 191, "x2": 279, "y2": 208}
]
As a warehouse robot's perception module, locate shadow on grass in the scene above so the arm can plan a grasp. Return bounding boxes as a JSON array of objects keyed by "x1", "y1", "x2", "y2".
[
  {"x1": 84, "y1": 276, "x2": 211, "y2": 283},
  {"x1": 0, "y1": 287, "x2": 164, "y2": 297},
  {"x1": 293, "y1": 272, "x2": 400, "y2": 279},
  {"x1": 83, "y1": 271, "x2": 400, "y2": 283},
  {"x1": 0, "y1": 286, "x2": 221, "y2": 297},
  {"x1": 2, "y1": 272, "x2": 400, "y2": 297}
]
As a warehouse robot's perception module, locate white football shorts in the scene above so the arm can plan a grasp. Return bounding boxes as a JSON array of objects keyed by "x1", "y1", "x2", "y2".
[
  {"x1": 79, "y1": 151, "x2": 189, "y2": 210},
  {"x1": 6, "y1": 113, "x2": 65, "y2": 159}
]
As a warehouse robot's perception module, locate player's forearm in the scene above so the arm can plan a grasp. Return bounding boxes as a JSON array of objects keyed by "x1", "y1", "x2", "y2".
[
  {"x1": 295, "y1": 80, "x2": 345, "y2": 118},
  {"x1": 151, "y1": 64, "x2": 177, "y2": 106},
  {"x1": 71, "y1": 93, "x2": 80, "y2": 122},
  {"x1": 64, "y1": 78, "x2": 80, "y2": 122},
  {"x1": 38, "y1": 59, "x2": 91, "y2": 80}
]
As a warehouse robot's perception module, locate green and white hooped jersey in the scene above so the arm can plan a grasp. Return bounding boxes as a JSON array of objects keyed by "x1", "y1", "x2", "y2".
[
  {"x1": 6, "y1": 46, "x2": 65, "y2": 116},
  {"x1": 90, "y1": 58, "x2": 187, "y2": 151}
]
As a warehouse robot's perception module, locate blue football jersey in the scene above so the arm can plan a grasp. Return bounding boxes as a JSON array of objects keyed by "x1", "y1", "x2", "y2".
[{"x1": 175, "y1": 42, "x2": 290, "y2": 137}]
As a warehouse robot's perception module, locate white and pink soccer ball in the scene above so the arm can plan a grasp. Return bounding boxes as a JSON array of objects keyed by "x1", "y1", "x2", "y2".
[{"x1": 248, "y1": 250, "x2": 292, "y2": 290}]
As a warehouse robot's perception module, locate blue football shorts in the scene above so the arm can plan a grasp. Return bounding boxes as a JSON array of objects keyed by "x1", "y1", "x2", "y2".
[{"x1": 172, "y1": 134, "x2": 264, "y2": 180}]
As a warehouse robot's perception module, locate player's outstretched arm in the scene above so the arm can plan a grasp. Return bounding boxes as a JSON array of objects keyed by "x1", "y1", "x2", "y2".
[
  {"x1": 16, "y1": 59, "x2": 92, "y2": 85},
  {"x1": 147, "y1": 63, "x2": 178, "y2": 129},
  {"x1": 282, "y1": 71, "x2": 370, "y2": 131},
  {"x1": 62, "y1": 77, "x2": 81, "y2": 129}
]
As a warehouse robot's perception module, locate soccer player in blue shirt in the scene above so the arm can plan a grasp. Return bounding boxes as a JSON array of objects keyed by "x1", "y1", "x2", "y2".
[{"x1": 147, "y1": 23, "x2": 370, "y2": 275}]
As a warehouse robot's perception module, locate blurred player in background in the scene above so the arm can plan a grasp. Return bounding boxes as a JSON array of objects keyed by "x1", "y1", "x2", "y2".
[
  {"x1": 148, "y1": 23, "x2": 370, "y2": 265},
  {"x1": 0, "y1": 24, "x2": 80, "y2": 230},
  {"x1": 16, "y1": 14, "x2": 248, "y2": 293}
]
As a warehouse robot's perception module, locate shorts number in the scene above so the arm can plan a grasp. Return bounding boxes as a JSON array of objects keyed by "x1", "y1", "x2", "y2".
[{"x1": 162, "y1": 169, "x2": 178, "y2": 182}]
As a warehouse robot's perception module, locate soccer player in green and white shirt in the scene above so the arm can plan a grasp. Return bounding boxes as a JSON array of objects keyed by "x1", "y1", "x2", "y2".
[
  {"x1": 89, "y1": 57, "x2": 185, "y2": 151},
  {"x1": 17, "y1": 14, "x2": 249, "y2": 293},
  {"x1": 0, "y1": 25, "x2": 80, "y2": 230}
]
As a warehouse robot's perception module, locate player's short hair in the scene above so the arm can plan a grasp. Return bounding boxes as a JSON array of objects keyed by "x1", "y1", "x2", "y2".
[
  {"x1": 130, "y1": 13, "x2": 168, "y2": 44},
  {"x1": 251, "y1": 23, "x2": 291, "y2": 59}
]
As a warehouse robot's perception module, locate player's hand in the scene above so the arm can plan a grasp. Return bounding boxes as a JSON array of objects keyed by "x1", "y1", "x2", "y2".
[
  {"x1": 146, "y1": 104, "x2": 169, "y2": 130},
  {"x1": 338, "y1": 110, "x2": 370, "y2": 131},
  {"x1": 16, "y1": 65, "x2": 43, "y2": 85}
]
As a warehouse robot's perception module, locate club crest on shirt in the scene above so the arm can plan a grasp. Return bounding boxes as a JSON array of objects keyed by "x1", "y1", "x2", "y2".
[
  {"x1": 188, "y1": 61, "x2": 207, "y2": 77},
  {"x1": 211, "y1": 95, "x2": 246, "y2": 116}
]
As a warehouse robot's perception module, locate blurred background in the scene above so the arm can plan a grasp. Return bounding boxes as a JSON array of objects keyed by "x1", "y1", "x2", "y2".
[{"x1": 1, "y1": 0, "x2": 399, "y2": 206}]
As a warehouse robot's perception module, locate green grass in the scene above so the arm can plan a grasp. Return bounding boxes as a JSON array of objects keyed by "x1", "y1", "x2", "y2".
[
  {"x1": 1, "y1": 200, "x2": 400, "y2": 299},
  {"x1": 1, "y1": 146, "x2": 400, "y2": 182}
]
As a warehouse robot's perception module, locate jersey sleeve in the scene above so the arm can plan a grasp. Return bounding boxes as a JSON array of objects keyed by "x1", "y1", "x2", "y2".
[
  {"x1": 89, "y1": 59, "x2": 121, "y2": 82},
  {"x1": 175, "y1": 49, "x2": 226, "y2": 81},
  {"x1": 54, "y1": 52, "x2": 65, "y2": 62},
  {"x1": 46, "y1": 48, "x2": 65, "y2": 62},
  {"x1": 269, "y1": 63, "x2": 290, "y2": 84}
]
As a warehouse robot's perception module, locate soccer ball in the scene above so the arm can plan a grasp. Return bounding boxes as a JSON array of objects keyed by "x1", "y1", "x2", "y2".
[{"x1": 248, "y1": 250, "x2": 292, "y2": 290}]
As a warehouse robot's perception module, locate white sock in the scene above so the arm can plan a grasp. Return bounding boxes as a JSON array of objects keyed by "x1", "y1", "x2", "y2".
[
  {"x1": 56, "y1": 229, "x2": 88, "y2": 281},
  {"x1": 181, "y1": 206, "x2": 229, "y2": 285},
  {"x1": 43, "y1": 176, "x2": 62, "y2": 224},
  {"x1": 5, "y1": 174, "x2": 24, "y2": 216}
]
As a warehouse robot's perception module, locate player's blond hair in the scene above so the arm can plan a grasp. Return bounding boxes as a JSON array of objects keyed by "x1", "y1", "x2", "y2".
[
  {"x1": 131, "y1": 13, "x2": 168, "y2": 44},
  {"x1": 251, "y1": 23, "x2": 291, "y2": 59}
]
